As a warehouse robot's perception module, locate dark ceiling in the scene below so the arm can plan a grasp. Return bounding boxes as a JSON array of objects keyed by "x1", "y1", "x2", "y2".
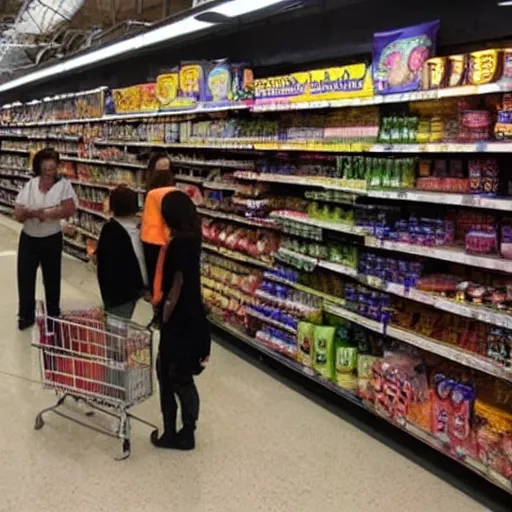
[{"x1": 2, "y1": 0, "x2": 512, "y2": 103}]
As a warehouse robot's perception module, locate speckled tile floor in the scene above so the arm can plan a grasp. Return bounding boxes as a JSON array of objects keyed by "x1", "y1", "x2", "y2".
[{"x1": 0, "y1": 217, "x2": 502, "y2": 512}]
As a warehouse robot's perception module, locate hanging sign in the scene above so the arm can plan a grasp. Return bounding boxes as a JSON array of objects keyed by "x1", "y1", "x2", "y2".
[{"x1": 254, "y1": 63, "x2": 374, "y2": 105}]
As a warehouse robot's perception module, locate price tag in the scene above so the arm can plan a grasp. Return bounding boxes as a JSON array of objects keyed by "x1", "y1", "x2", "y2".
[{"x1": 366, "y1": 275, "x2": 384, "y2": 289}]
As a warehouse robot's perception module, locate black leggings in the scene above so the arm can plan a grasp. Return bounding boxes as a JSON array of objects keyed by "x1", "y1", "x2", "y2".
[
  {"x1": 143, "y1": 242, "x2": 162, "y2": 293},
  {"x1": 157, "y1": 355, "x2": 200, "y2": 431},
  {"x1": 17, "y1": 231, "x2": 63, "y2": 320}
]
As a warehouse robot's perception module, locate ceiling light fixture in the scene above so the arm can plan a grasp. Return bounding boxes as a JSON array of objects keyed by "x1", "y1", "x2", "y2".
[
  {"x1": 0, "y1": 0, "x2": 288, "y2": 94},
  {"x1": 498, "y1": 1, "x2": 512, "y2": 5}
]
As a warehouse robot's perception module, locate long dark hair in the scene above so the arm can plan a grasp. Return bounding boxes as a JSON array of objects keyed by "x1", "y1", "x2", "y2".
[
  {"x1": 161, "y1": 191, "x2": 202, "y2": 241},
  {"x1": 33, "y1": 147, "x2": 60, "y2": 176},
  {"x1": 145, "y1": 152, "x2": 174, "y2": 191}
]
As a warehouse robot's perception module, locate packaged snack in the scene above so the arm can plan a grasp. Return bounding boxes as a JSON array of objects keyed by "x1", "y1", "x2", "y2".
[
  {"x1": 372, "y1": 21, "x2": 440, "y2": 95},
  {"x1": 180, "y1": 62, "x2": 206, "y2": 103},
  {"x1": 335, "y1": 346, "x2": 358, "y2": 390},
  {"x1": 432, "y1": 375, "x2": 456, "y2": 442},
  {"x1": 447, "y1": 54, "x2": 467, "y2": 87},
  {"x1": 448, "y1": 383, "x2": 476, "y2": 456},
  {"x1": 423, "y1": 57, "x2": 448, "y2": 89},
  {"x1": 312, "y1": 326, "x2": 336, "y2": 380},
  {"x1": 139, "y1": 83, "x2": 159, "y2": 112},
  {"x1": 297, "y1": 322, "x2": 315, "y2": 367},
  {"x1": 501, "y1": 220, "x2": 512, "y2": 260},
  {"x1": 357, "y1": 355, "x2": 379, "y2": 400},
  {"x1": 112, "y1": 85, "x2": 142, "y2": 114},
  {"x1": 467, "y1": 49, "x2": 502, "y2": 85}
]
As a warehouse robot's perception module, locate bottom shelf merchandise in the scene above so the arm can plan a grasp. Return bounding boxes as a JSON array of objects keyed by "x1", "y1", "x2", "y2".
[{"x1": 208, "y1": 314, "x2": 512, "y2": 493}]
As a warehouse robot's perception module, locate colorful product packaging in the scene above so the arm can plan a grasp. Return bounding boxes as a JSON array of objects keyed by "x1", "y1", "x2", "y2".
[
  {"x1": 312, "y1": 326, "x2": 336, "y2": 380},
  {"x1": 373, "y1": 20, "x2": 440, "y2": 95},
  {"x1": 255, "y1": 63, "x2": 373, "y2": 106},
  {"x1": 297, "y1": 322, "x2": 315, "y2": 367}
]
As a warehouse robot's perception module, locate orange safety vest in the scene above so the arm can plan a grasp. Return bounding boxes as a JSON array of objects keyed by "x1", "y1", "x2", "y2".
[
  {"x1": 152, "y1": 241, "x2": 170, "y2": 306},
  {"x1": 141, "y1": 186, "x2": 176, "y2": 246}
]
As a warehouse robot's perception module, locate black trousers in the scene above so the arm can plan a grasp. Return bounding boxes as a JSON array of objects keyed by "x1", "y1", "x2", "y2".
[
  {"x1": 157, "y1": 355, "x2": 200, "y2": 433},
  {"x1": 143, "y1": 242, "x2": 162, "y2": 293},
  {"x1": 17, "y1": 231, "x2": 63, "y2": 320}
]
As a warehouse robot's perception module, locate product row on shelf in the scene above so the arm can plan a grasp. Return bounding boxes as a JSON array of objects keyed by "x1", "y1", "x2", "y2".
[{"x1": 2, "y1": 17, "x2": 512, "y2": 494}]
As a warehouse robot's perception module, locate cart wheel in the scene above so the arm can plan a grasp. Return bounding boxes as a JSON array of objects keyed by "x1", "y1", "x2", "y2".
[{"x1": 34, "y1": 415, "x2": 44, "y2": 430}]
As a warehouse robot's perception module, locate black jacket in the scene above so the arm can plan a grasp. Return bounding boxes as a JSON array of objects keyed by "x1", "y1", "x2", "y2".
[{"x1": 96, "y1": 219, "x2": 145, "y2": 307}]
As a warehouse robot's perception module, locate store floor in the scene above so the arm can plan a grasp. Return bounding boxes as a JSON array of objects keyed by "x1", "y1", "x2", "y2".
[{"x1": 0, "y1": 218, "x2": 505, "y2": 512}]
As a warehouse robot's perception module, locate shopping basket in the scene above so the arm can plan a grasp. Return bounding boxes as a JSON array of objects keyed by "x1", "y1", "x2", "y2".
[{"x1": 32, "y1": 301, "x2": 157, "y2": 459}]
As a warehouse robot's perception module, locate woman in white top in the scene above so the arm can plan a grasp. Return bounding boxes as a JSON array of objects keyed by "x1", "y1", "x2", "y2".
[{"x1": 14, "y1": 148, "x2": 77, "y2": 330}]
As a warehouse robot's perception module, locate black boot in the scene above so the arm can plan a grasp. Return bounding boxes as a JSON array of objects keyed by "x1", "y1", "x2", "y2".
[
  {"x1": 170, "y1": 423, "x2": 196, "y2": 451},
  {"x1": 150, "y1": 411, "x2": 177, "y2": 449},
  {"x1": 18, "y1": 317, "x2": 35, "y2": 331}
]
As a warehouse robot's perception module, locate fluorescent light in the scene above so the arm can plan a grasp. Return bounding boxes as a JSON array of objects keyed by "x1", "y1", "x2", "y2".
[
  {"x1": 498, "y1": 1, "x2": 512, "y2": 5},
  {"x1": 0, "y1": 0, "x2": 287, "y2": 94},
  {"x1": 0, "y1": 15, "x2": 210, "y2": 93},
  {"x1": 208, "y1": 0, "x2": 287, "y2": 17}
]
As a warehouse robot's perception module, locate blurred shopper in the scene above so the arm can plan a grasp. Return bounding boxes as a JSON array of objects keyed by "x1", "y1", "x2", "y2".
[
  {"x1": 96, "y1": 186, "x2": 148, "y2": 319},
  {"x1": 141, "y1": 153, "x2": 175, "y2": 293},
  {"x1": 151, "y1": 191, "x2": 211, "y2": 451},
  {"x1": 14, "y1": 148, "x2": 77, "y2": 330}
]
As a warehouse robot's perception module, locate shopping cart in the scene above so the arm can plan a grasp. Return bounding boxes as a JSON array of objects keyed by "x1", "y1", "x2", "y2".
[{"x1": 32, "y1": 301, "x2": 157, "y2": 460}]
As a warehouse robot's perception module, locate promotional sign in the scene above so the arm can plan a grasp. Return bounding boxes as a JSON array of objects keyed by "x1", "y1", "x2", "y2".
[{"x1": 254, "y1": 63, "x2": 374, "y2": 105}]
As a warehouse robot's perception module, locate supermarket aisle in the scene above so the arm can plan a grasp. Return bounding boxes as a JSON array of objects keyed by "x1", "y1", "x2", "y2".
[{"x1": 0, "y1": 219, "x2": 498, "y2": 512}]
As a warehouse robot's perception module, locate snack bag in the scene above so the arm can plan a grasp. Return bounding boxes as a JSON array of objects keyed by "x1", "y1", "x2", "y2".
[
  {"x1": 312, "y1": 326, "x2": 336, "y2": 380},
  {"x1": 357, "y1": 355, "x2": 379, "y2": 400},
  {"x1": 373, "y1": 21, "x2": 440, "y2": 95},
  {"x1": 297, "y1": 322, "x2": 315, "y2": 367},
  {"x1": 335, "y1": 345, "x2": 358, "y2": 390}
]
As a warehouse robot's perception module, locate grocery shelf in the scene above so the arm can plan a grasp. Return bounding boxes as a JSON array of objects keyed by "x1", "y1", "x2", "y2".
[
  {"x1": 170, "y1": 158, "x2": 254, "y2": 170},
  {"x1": 96, "y1": 139, "x2": 255, "y2": 150},
  {"x1": 203, "y1": 182, "x2": 239, "y2": 192},
  {"x1": 362, "y1": 276, "x2": 512, "y2": 331},
  {"x1": 208, "y1": 315, "x2": 365, "y2": 407},
  {"x1": 365, "y1": 237, "x2": 512, "y2": 273},
  {"x1": 254, "y1": 289, "x2": 321, "y2": 317},
  {"x1": 323, "y1": 303, "x2": 512, "y2": 383},
  {"x1": 0, "y1": 147, "x2": 30, "y2": 154},
  {"x1": 174, "y1": 175, "x2": 205, "y2": 185},
  {"x1": 252, "y1": 81, "x2": 512, "y2": 113},
  {"x1": 197, "y1": 207, "x2": 280, "y2": 229},
  {"x1": 77, "y1": 205, "x2": 110, "y2": 220},
  {"x1": 63, "y1": 236, "x2": 87, "y2": 251},
  {"x1": 316, "y1": 259, "x2": 359, "y2": 278},
  {"x1": 255, "y1": 331, "x2": 297, "y2": 359},
  {"x1": 0, "y1": 171, "x2": 30, "y2": 180},
  {"x1": 0, "y1": 133, "x2": 80, "y2": 142},
  {"x1": 367, "y1": 189, "x2": 512, "y2": 211},
  {"x1": 270, "y1": 211, "x2": 364, "y2": 236},
  {"x1": 276, "y1": 247, "x2": 319, "y2": 266},
  {"x1": 73, "y1": 225, "x2": 99, "y2": 241},
  {"x1": 209, "y1": 315, "x2": 512, "y2": 495},
  {"x1": 0, "y1": 183, "x2": 22, "y2": 194},
  {"x1": 273, "y1": 249, "x2": 512, "y2": 329},
  {"x1": 246, "y1": 308, "x2": 297, "y2": 334},
  {"x1": 202, "y1": 242, "x2": 274, "y2": 269},
  {"x1": 3, "y1": 104, "x2": 249, "y2": 128},
  {"x1": 61, "y1": 155, "x2": 145, "y2": 169},
  {"x1": 0, "y1": 199, "x2": 14, "y2": 209},
  {"x1": 263, "y1": 272, "x2": 348, "y2": 306},
  {"x1": 234, "y1": 171, "x2": 368, "y2": 194}
]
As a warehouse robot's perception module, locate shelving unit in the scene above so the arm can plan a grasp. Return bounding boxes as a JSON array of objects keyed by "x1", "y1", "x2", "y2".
[{"x1": 3, "y1": 50, "x2": 512, "y2": 494}]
